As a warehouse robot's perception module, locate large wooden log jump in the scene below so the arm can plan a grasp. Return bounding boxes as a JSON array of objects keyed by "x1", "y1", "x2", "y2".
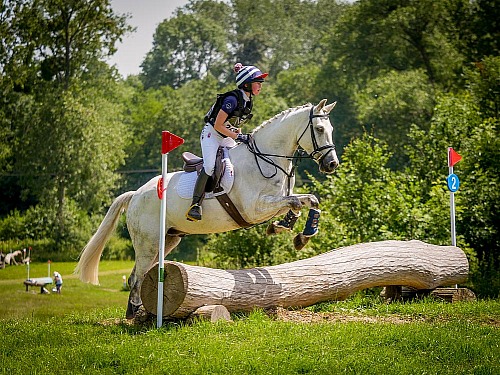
[{"x1": 141, "y1": 240, "x2": 469, "y2": 319}]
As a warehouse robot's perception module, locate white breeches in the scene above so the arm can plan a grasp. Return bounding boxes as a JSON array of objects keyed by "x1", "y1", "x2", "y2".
[{"x1": 200, "y1": 123, "x2": 236, "y2": 175}]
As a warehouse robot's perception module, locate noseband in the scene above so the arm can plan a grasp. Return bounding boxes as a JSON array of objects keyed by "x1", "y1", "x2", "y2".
[{"x1": 296, "y1": 106, "x2": 336, "y2": 164}]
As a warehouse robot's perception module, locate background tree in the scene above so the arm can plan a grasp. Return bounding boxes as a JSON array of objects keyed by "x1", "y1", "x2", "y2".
[
  {"x1": 141, "y1": 0, "x2": 231, "y2": 89},
  {"x1": 308, "y1": 134, "x2": 452, "y2": 249},
  {"x1": 0, "y1": 0, "x2": 131, "y2": 248},
  {"x1": 354, "y1": 69, "x2": 435, "y2": 166},
  {"x1": 317, "y1": 0, "x2": 479, "y2": 156},
  {"x1": 404, "y1": 57, "x2": 500, "y2": 296},
  {"x1": 142, "y1": 0, "x2": 346, "y2": 90}
]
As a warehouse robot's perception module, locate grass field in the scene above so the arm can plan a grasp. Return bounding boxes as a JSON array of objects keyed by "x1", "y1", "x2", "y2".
[
  {"x1": 0, "y1": 260, "x2": 132, "y2": 320},
  {"x1": 1, "y1": 261, "x2": 499, "y2": 374}
]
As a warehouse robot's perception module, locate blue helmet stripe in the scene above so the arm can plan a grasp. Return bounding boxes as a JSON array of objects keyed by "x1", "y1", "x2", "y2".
[{"x1": 236, "y1": 66, "x2": 260, "y2": 86}]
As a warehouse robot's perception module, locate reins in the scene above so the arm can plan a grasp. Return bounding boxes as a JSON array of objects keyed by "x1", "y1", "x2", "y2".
[{"x1": 246, "y1": 106, "x2": 336, "y2": 182}]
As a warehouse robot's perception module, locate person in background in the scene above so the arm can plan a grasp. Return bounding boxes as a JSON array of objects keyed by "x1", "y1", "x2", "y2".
[{"x1": 53, "y1": 271, "x2": 63, "y2": 294}]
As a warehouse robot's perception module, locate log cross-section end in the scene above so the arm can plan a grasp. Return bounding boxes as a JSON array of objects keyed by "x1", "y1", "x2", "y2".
[{"x1": 141, "y1": 262, "x2": 187, "y2": 317}]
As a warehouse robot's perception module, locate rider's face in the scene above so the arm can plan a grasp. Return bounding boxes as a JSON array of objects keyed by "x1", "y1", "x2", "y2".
[{"x1": 251, "y1": 82, "x2": 263, "y2": 96}]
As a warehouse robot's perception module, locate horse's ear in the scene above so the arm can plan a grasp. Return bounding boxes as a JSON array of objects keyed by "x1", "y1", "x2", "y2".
[
  {"x1": 314, "y1": 99, "x2": 328, "y2": 113},
  {"x1": 324, "y1": 101, "x2": 337, "y2": 114}
]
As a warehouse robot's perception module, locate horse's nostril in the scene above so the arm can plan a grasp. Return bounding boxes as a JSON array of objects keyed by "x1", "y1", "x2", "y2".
[{"x1": 329, "y1": 161, "x2": 338, "y2": 170}]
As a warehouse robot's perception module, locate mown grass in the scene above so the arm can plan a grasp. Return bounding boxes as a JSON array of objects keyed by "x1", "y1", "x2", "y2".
[
  {"x1": 1, "y1": 262, "x2": 499, "y2": 375},
  {"x1": 0, "y1": 260, "x2": 132, "y2": 320}
]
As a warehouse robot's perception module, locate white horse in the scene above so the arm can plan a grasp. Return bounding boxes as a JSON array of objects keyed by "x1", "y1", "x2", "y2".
[
  {"x1": 75, "y1": 99, "x2": 339, "y2": 318},
  {"x1": 4, "y1": 250, "x2": 22, "y2": 266}
]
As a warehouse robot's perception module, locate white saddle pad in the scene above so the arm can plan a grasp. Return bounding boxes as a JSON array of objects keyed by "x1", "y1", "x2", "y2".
[{"x1": 176, "y1": 148, "x2": 234, "y2": 200}]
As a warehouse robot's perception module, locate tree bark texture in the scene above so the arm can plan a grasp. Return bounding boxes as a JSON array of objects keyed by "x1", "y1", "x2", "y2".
[{"x1": 141, "y1": 240, "x2": 469, "y2": 318}]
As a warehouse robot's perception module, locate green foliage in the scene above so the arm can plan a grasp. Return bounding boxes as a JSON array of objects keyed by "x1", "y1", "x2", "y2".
[
  {"x1": 141, "y1": 0, "x2": 232, "y2": 89},
  {"x1": 202, "y1": 225, "x2": 306, "y2": 269},
  {"x1": 16, "y1": 86, "x2": 128, "y2": 210},
  {"x1": 459, "y1": 117, "x2": 500, "y2": 295},
  {"x1": 406, "y1": 73, "x2": 499, "y2": 295},
  {"x1": 465, "y1": 56, "x2": 500, "y2": 119},
  {"x1": 275, "y1": 64, "x2": 322, "y2": 106},
  {"x1": 0, "y1": 0, "x2": 131, "y2": 250},
  {"x1": 316, "y1": 0, "x2": 490, "y2": 152},
  {"x1": 466, "y1": 0, "x2": 500, "y2": 61},
  {"x1": 142, "y1": 0, "x2": 346, "y2": 90},
  {"x1": 0, "y1": 199, "x2": 94, "y2": 257},
  {"x1": 308, "y1": 134, "x2": 451, "y2": 251},
  {"x1": 101, "y1": 235, "x2": 134, "y2": 261},
  {"x1": 323, "y1": 0, "x2": 469, "y2": 89},
  {"x1": 354, "y1": 69, "x2": 435, "y2": 166},
  {"x1": 0, "y1": 0, "x2": 131, "y2": 91}
]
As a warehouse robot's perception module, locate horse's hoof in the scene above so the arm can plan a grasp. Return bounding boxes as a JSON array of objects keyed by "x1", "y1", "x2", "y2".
[
  {"x1": 293, "y1": 233, "x2": 310, "y2": 250},
  {"x1": 266, "y1": 222, "x2": 291, "y2": 235},
  {"x1": 266, "y1": 223, "x2": 277, "y2": 235},
  {"x1": 132, "y1": 305, "x2": 154, "y2": 325},
  {"x1": 126, "y1": 301, "x2": 142, "y2": 319}
]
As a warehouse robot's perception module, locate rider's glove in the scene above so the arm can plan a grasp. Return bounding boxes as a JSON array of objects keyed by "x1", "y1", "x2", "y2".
[{"x1": 236, "y1": 133, "x2": 251, "y2": 144}]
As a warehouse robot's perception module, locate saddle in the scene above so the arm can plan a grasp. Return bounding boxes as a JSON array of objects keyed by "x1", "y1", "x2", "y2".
[
  {"x1": 182, "y1": 147, "x2": 225, "y2": 193},
  {"x1": 181, "y1": 148, "x2": 251, "y2": 228}
]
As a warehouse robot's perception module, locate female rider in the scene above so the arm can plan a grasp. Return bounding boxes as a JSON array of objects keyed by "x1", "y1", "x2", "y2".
[{"x1": 186, "y1": 63, "x2": 268, "y2": 221}]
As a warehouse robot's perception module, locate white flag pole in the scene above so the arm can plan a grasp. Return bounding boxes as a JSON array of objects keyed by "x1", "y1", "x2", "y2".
[
  {"x1": 447, "y1": 147, "x2": 460, "y2": 247},
  {"x1": 448, "y1": 147, "x2": 462, "y2": 289},
  {"x1": 157, "y1": 151, "x2": 168, "y2": 328},
  {"x1": 449, "y1": 163, "x2": 456, "y2": 247},
  {"x1": 156, "y1": 131, "x2": 184, "y2": 328}
]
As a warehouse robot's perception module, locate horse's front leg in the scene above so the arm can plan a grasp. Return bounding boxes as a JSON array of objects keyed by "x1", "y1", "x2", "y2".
[
  {"x1": 262, "y1": 194, "x2": 320, "y2": 241},
  {"x1": 126, "y1": 235, "x2": 182, "y2": 320},
  {"x1": 259, "y1": 193, "x2": 319, "y2": 213},
  {"x1": 260, "y1": 194, "x2": 321, "y2": 250}
]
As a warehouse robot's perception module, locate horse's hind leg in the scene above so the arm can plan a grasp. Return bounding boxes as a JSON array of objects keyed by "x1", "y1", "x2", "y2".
[{"x1": 126, "y1": 235, "x2": 182, "y2": 319}]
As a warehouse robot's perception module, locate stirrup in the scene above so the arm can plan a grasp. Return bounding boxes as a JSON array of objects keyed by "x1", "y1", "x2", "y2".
[{"x1": 186, "y1": 203, "x2": 202, "y2": 222}]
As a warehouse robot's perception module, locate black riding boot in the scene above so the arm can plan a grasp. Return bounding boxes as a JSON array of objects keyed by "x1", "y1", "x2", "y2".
[{"x1": 186, "y1": 170, "x2": 210, "y2": 221}]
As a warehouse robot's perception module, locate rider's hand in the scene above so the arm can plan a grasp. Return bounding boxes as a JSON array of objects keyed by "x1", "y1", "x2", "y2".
[{"x1": 236, "y1": 133, "x2": 251, "y2": 144}]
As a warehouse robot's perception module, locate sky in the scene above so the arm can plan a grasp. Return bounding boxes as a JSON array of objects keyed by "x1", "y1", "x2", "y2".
[{"x1": 108, "y1": 0, "x2": 191, "y2": 77}]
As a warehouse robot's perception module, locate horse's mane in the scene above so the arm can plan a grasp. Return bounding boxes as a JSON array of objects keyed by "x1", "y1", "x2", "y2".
[{"x1": 251, "y1": 103, "x2": 312, "y2": 134}]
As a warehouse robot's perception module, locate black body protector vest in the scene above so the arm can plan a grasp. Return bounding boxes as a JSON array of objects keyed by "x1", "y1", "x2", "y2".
[{"x1": 204, "y1": 89, "x2": 253, "y2": 133}]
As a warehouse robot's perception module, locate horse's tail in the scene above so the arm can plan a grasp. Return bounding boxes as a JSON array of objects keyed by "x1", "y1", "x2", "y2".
[{"x1": 75, "y1": 191, "x2": 135, "y2": 285}]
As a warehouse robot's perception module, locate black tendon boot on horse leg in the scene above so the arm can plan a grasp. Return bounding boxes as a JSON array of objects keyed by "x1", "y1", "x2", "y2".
[
  {"x1": 186, "y1": 170, "x2": 210, "y2": 221},
  {"x1": 266, "y1": 210, "x2": 301, "y2": 235}
]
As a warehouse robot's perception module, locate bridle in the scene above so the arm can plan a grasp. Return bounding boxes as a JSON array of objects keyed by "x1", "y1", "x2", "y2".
[
  {"x1": 246, "y1": 106, "x2": 336, "y2": 180},
  {"x1": 297, "y1": 106, "x2": 336, "y2": 164}
]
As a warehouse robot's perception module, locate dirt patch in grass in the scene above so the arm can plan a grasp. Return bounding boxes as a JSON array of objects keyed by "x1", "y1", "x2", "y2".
[
  {"x1": 272, "y1": 307, "x2": 422, "y2": 324},
  {"x1": 270, "y1": 307, "x2": 500, "y2": 327}
]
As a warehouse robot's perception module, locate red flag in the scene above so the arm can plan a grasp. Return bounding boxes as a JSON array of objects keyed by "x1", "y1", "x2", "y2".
[
  {"x1": 448, "y1": 147, "x2": 462, "y2": 167},
  {"x1": 162, "y1": 131, "x2": 184, "y2": 154}
]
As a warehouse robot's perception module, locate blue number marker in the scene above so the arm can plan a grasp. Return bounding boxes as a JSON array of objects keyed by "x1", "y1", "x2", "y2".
[{"x1": 447, "y1": 173, "x2": 460, "y2": 192}]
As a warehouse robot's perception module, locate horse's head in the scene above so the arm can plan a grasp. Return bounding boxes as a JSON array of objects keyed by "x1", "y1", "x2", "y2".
[{"x1": 297, "y1": 99, "x2": 339, "y2": 173}]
